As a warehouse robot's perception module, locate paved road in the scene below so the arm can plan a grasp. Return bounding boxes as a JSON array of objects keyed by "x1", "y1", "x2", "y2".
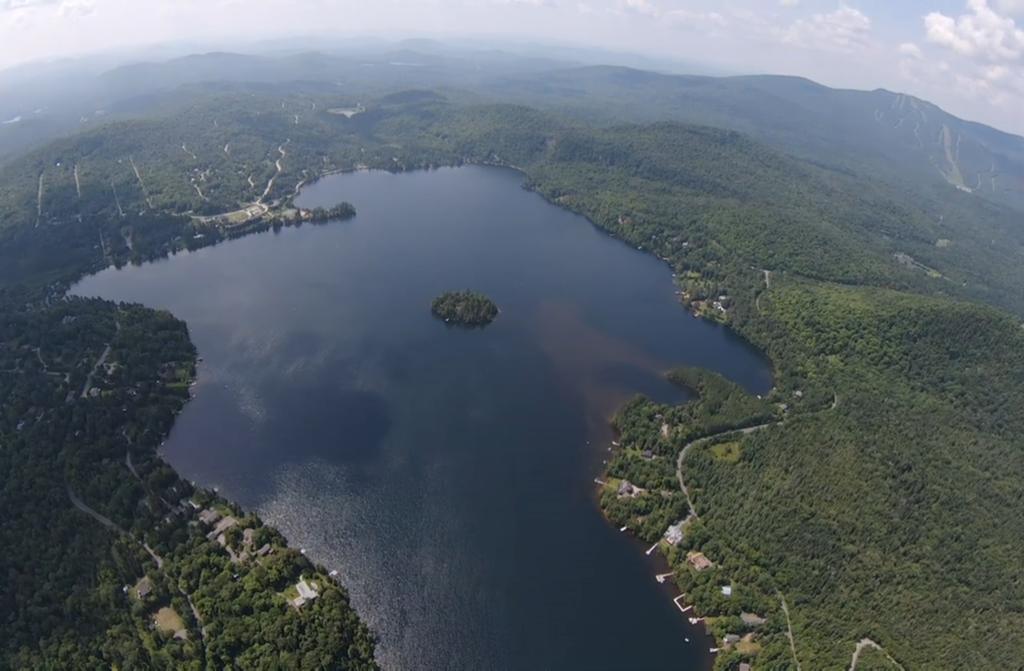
[
  {"x1": 68, "y1": 488, "x2": 122, "y2": 532},
  {"x1": 675, "y1": 421, "x2": 781, "y2": 521}
]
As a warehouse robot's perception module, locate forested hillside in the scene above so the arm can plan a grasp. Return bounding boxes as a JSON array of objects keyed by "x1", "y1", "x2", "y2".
[
  {"x1": 1, "y1": 79, "x2": 1024, "y2": 669},
  {"x1": 485, "y1": 65, "x2": 1024, "y2": 213},
  {"x1": 0, "y1": 295, "x2": 376, "y2": 668}
]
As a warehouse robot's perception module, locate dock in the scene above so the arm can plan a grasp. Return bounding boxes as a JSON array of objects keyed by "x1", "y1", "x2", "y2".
[
  {"x1": 672, "y1": 594, "x2": 692, "y2": 614},
  {"x1": 646, "y1": 542, "x2": 660, "y2": 556}
]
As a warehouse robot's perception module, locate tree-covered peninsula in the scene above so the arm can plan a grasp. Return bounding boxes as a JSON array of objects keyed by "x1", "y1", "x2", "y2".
[
  {"x1": 301, "y1": 202, "x2": 356, "y2": 223},
  {"x1": 431, "y1": 290, "x2": 499, "y2": 326}
]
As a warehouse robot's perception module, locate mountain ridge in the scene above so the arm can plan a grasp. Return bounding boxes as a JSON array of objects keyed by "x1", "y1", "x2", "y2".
[{"x1": 5, "y1": 47, "x2": 1024, "y2": 218}]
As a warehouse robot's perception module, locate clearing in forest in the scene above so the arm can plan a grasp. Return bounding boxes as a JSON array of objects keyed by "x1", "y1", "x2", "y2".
[
  {"x1": 710, "y1": 441, "x2": 741, "y2": 462},
  {"x1": 152, "y1": 607, "x2": 185, "y2": 634}
]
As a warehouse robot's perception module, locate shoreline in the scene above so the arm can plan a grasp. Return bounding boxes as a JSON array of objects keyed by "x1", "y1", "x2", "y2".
[{"x1": 75, "y1": 160, "x2": 773, "y2": 668}]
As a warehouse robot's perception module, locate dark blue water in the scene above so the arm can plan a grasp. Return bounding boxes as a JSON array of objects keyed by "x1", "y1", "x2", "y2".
[{"x1": 73, "y1": 166, "x2": 772, "y2": 670}]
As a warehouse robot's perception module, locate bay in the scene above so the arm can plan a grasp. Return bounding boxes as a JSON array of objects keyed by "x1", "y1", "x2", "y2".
[{"x1": 73, "y1": 165, "x2": 773, "y2": 670}]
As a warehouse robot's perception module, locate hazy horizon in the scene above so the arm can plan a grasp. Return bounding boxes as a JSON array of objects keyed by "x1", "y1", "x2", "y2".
[{"x1": 1, "y1": 1, "x2": 1023, "y2": 136}]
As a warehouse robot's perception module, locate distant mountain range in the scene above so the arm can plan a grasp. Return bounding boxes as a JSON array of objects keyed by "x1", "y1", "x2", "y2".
[
  {"x1": 478, "y1": 65, "x2": 1024, "y2": 213},
  {"x1": 1, "y1": 44, "x2": 1022, "y2": 215}
]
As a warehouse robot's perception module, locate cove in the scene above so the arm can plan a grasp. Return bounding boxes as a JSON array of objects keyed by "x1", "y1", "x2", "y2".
[{"x1": 72, "y1": 166, "x2": 773, "y2": 670}]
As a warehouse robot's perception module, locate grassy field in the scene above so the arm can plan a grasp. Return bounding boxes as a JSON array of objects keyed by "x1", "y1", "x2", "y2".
[
  {"x1": 709, "y1": 441, "x2": 741, "y2": 462},
  {"x1": 152, "y1": 607, "x2": 184, "y2": 635}
]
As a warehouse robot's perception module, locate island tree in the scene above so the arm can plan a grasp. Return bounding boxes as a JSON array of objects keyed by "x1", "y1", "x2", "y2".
[{"x1": 431, "y1": 290, "x2": 499, "y2": 326}]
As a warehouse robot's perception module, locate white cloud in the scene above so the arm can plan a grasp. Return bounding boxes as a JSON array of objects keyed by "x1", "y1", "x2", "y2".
[
  {"x1": 0, "y1": 0, "x2": 1022, "y2": 136},
  {"x1": 899, "y1": 0, "x2": 1024, "y2": 134},
  {"x1": 663, "y1": 9, "x2": 726, "y2": 31},
  {"x1": 924, "y1": 0, "x2": 1024, "y2": 62},
  {"x1": 0, "y1": 0, "x2": 56, "y2": 8},
  {"x1": 898, "y1": 42, "x2": 923, "y2": 60},
  {"x1": 486, "y1": 0, "x2": 556, "y2": 6},
  {"x1": 782, "y1": 3, "x2": 872, "y2": 51},
  {"x1": 617, "y1": 0, "x2": 659, "y2": 17},
  {"x1": 993, "y1": 0, "x2": 1024, "y2": 16},
  {"x1": 58, "y1": 0, "x2": 93, "y2": 17}
]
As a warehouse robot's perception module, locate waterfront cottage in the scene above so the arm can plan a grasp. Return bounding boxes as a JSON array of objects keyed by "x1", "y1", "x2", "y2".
[
  {"x1": 686, "y1": 551, "x2": 713, "y2": 571},
  {"x1": 198, "y1": 508, "x2": 221, "y2": 525},
  {"x1": 664, "y1": 522, "x2": 685, "y2": 545}
]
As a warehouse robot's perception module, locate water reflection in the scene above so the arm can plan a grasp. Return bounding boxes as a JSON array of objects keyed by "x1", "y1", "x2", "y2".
[{"x1": 73, "y1": 166, "x2": 772, "y2": 670}]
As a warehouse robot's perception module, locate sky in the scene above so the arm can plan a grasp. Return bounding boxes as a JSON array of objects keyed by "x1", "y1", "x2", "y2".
[{"x1": 1, "y1": 0, "x2": 1023, "y2": 135}]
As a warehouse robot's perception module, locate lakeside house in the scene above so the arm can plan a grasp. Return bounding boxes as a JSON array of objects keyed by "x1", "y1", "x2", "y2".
[
  {"x1": 664, "y1": 522, "x2": 685, "y2": 546},
  {"x1": 686, "y1": 551, "x2": 713, "y2": 572},
  {"x1": 617, "y1": 480, "x2": 640, "y2": 499},
  {"x1": 724, "y1": 634, "x2": 741, "y2": 645},
  {"x1": 291, "y1": 579, "x2": 320, "y2": 608},
  {"x1": 206, "y1": 516, "x2": 238, "y2": 543},
  {"x1": 198, "y1": 508, "x2": 221, "y2": 526}
]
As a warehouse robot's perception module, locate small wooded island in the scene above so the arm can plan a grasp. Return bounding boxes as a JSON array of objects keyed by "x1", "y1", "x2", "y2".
[{"x1": 431, "y1": 290, "x2": 499, "y2": 326}]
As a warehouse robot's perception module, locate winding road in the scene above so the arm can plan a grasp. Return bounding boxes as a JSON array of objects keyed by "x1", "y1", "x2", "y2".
[
  {"x1": 68, "y1": 488, "x2": 122, "y2": 532},
  {"x1": 676, "y1": 391, "x2": 837, "y2": 521},
  {"x1": 850, "y1": 638, "x2": 904, "y2": 670},
  {"x1": 779, "y1": 592, "x2": 802, "y2": 671},
  {"x1": 129, "y1": 156, "x2": 154, "y2": 209},
  {"x1": 259, "y1": 143, "x2": 288, "y2": 204},
  {"x1": 676, "y1": 421, "x2": 782, "y2": 523},
  {"x1": 80, "y1": 319, "x2": 119, "y2": 399},
  {"x1": 68, "y1": 432, "x2": 206, "y2": 635},
  {"x1": 673, "y1": 391, "x2": 839, "y2": 662}
]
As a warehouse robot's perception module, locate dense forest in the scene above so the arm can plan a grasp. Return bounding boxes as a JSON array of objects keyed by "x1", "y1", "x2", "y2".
[
  {"x1": 0, "y1": 294, "x2": 376, "y2": 668},
  {"x1": 1, "y1": 82, "x2": 1024, "y2": 668},
  {"x1": 430, "y1": 290, "x2": 499, "y2": 326}
]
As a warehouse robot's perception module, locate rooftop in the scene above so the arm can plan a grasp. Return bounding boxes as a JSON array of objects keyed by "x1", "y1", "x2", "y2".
[
  {"x1": 686, "y1": 551, "x2": 713, "y2": 571},
  {"x1": 291, "y1": 579, "x2": 321, "y2": 608},
  {"x1": 664, "y1": 522, "x2": 685, "y2": 546},
  {"x1": 198, "y1": 508, "x2": 221, "y2": 525}
]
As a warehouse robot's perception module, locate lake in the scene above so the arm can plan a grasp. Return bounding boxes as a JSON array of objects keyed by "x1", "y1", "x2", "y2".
[{"x1": 73, "y1": 166, "x2": 773, "y2": 670}]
